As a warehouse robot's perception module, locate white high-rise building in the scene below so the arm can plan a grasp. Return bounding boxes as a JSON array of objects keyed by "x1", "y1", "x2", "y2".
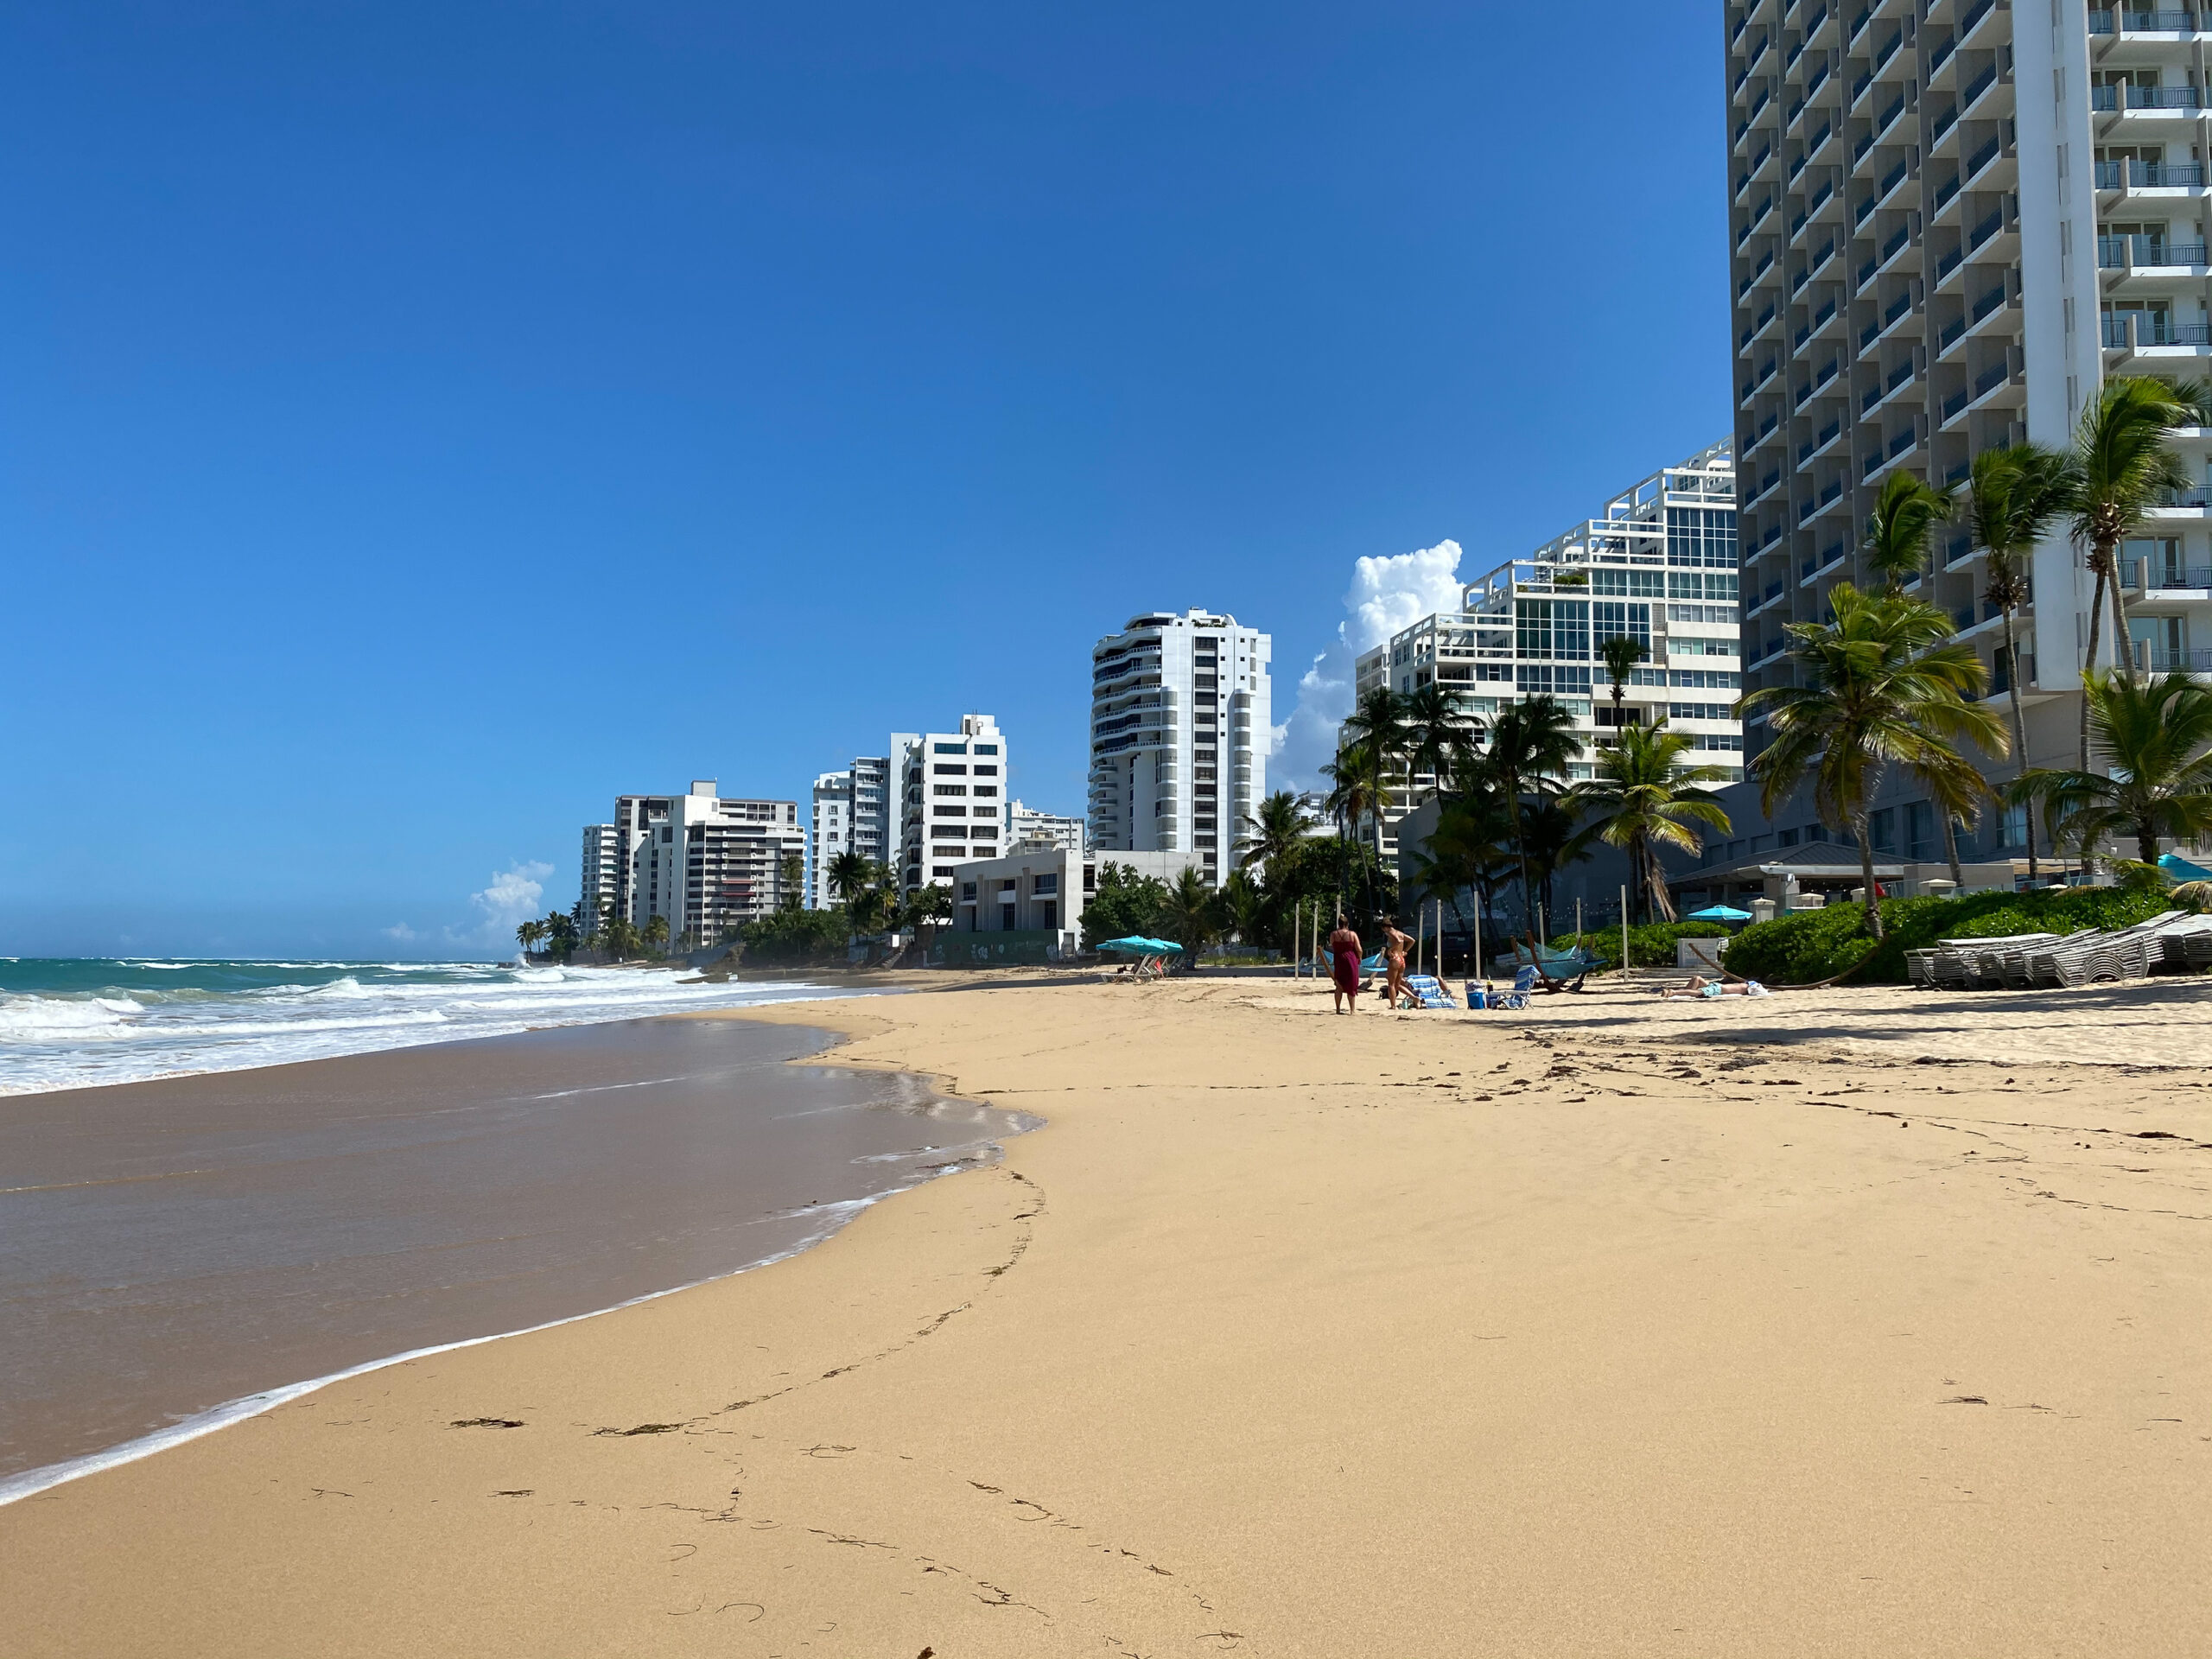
[
  {"x1": 808, "y1": 756, "x2": 892, "y2": 909},
  {"x1": 810, "y1": 772, "x2": 851, "y2": 911},
  {"x1": 1355, "y1": 444, "x2": 1743, "y2": 856},
  {"x1": 1087, "y1": 609, "x2": 1272, "y2": 883},
  {"x1": 1726, "y1": 0, "x2": 2212, "y2": 861},
  {"x1": 895, "y1": 715, "x2": 1009, "y2": 892},
  {"x1": 1008, "y1": 799, "x2": 1085, "y2": 853},
  {"x1": 579, "y1": 824, "x2": 619, "y2": 926},
  {"x1": 605, "y1": 783, "x2": 804, "y2": 944}
]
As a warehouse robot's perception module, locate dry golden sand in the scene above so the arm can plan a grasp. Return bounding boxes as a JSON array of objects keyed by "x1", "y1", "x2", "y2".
[{"x1": 5, "y1": 975, "x2": 2212, "y2": 1656}]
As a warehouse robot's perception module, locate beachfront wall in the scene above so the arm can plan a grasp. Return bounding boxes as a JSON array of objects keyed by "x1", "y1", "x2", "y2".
[{"x1": 928, "y1": 929, "x2": 1066, "y2": 967}]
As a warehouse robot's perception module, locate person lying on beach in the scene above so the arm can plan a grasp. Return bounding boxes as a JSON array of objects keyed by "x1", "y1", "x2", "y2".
[
  {"x1": 1326, "y1": 919, "x2": 1363, "y2": 1014},
  {"x1": 1658, "y1": 974, "x2": 1770, "y2": 1001}
]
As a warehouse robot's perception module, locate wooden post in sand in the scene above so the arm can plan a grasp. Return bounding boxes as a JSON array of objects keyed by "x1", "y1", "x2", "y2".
[
  {"x1": 1621, "y1": 884, "x2": 1630, "y2": 986},
  {"x1": 1473, "y1": 901, "x2": 1483, "y2": 986},
  {"x1": 1292, "y1": 904, "x2": 1300, "y2": 978}
]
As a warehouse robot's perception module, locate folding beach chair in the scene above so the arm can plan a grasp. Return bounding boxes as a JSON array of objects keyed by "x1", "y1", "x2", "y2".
[{"x1": 1401, "y1": 974, "x2": 1458, "y2": 1010}]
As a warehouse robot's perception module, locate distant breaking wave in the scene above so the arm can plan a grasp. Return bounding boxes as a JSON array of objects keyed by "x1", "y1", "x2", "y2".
[{"x1": 0, "y1": 958, "x2": 845, "y2": 1095}]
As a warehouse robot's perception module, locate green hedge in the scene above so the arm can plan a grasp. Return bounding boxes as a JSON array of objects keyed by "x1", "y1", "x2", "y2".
[{"x1": 1719, "y1": 885, "x2": 2185, "y2": 986}]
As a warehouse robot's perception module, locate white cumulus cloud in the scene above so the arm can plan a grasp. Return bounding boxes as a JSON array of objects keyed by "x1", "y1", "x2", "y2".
[
  {"x1": 382, "y1": 922, "x2": 418, "y2": 942},
  {"x1": 1270, "y1": 539, "x2": 1465, "y2": 788},
  {"x1": 467, "y1": 861, "x2": 554, "y2": 945}
]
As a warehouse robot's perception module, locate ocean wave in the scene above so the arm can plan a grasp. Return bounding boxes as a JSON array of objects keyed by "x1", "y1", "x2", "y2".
[{"x1": 0, "y1": 996, "x2": 143, "y2": 1041}]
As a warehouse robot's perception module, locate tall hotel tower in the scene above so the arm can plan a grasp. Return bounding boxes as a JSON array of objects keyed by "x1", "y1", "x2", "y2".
[
  {"x1": 1088, "y1": 609, "x2": 1272, "y2": 883},
  {"x1": 1726, "y1": 0, "x2": 2212, "y2": 854}
]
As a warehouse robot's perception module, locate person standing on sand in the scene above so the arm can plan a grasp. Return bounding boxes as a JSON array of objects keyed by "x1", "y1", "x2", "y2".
[
  {"x1": 1379, "y1": 918, "x2": 1416, "y2": 1010},
  {"x1": 1327, "y1": 918, "x2": 1363, "y2": 1014}
]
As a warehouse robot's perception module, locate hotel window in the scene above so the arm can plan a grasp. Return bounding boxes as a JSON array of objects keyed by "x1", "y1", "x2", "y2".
[
  {"x1": 1666, "y1": 507, "x2": 1738, "y2": 569},
  {"x1": 933, "y1": 764, "x2": 967, "y2": 775},
  {"x1": 933, "y1": 784, "x2": 967, "y2": 796},
  {"x1": 1591, "y1": 601, "x2": 1651, "y2": 652},
  {"x1": 1033, "y1": 874, "x2": 1058, "y2": 895},
  {"x1": 934, "y1": 742, "x2": 969, "y2": 754},
  {"x1": 1516, "y1": 598, "x2": 1591, "y2": 660},
  {"x1": 973, "y1": 744, "x2": 999, "y2": 754}
]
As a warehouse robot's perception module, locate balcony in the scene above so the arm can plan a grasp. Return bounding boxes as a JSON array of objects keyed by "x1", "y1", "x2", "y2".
[
  {"x1": 2094, "y1": 156, "x2": 2208, "y2": 191},
  {"x1": 2095, "y1": 9, "x2": 2202, "y2": 32},
  {"x1": 1958, "y1": 61, "x2": 2000, "y2": 118},
  {"x1": 1966, "y1": 204, "x2": 2010, "y2": 255},
  {"x1": 2148, "y1": 564, "x2": 2212, "y2": 589},
  {"x1": 1958, "y1": 0, "x2": 2000, "y2": 38},
  {"x1": 1799, "y1": 538, "x2": 1848, "y2": 580},
  {"x1": 2154, "y1": 486, "x2": 2212, "y2": 509},
  {"x1": 2097, "y1": 234, "x2": 2212, "y2": 279},
  {"x1": 2147, "y1": 648, "x2": 2212, "y2": 674},
  {"x1": 2092, "y1": 84, "x2": 2205, "y2": 114},
  {"x1": 1798, "y1": 419, "x2": 1844, "y2": 465},
  {"x1": 2101, "y1": 312, "x2": 2212, "y2": 353}
]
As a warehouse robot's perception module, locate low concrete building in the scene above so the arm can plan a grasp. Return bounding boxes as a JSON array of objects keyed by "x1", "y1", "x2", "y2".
[
  {"x1": 1667, "y1": 841, "x2": 2019, "y2": 912},
  {"x1": 944, "y1": 845, "x2": 1201, "y2": 959}
]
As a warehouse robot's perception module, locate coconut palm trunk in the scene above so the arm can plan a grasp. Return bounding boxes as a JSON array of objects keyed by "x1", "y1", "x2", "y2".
[
  {"x1": 2000, "y1": 607, "x2": 2038, "y2": 880},
  {"x1": 2081, "y1": 559, "x2": 2108, "y2": 767},
  {"x1": 1855, "y1": 811, "x2": 1884, "y2": 939},
  {"x1": 2108, "y1": 537, "x2": 2139, "y2": 685},
  {"x1": 1940, "y1": 805, "x2": 1964, "y2": 889}
]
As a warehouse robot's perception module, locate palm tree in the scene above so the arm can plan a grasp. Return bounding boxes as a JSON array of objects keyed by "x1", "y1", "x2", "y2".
[
  {"x1": 2071, "y1": 377, "x2": 2194, "y2": 741},
  {"x1": 825, "y1": 849, "x2": 878, "y2": 906},
  {"x1": 1321, "y1": 741, "x2": 1384, "y2": 916},
  {"x1": 1478, "y1": 695, "x2": 1582, "y2": 940},
  {"x1": 1402, "y1": 683, "x2": 1480, "y2": 798},
  {"x1": 1862, "y1": 467, "x2": 1955, "y2": 591},
  {"x1": 889, "y1": 881, "x2": 952, "y2": 965},
  {"x1": 1520, "y1": 798, "x2": 1586, "y2": 937},
  {"x1": 1339, "y1": 686, "x2": 1414, "y2": 855},
  {"x1": 640, "y1": 914, "x2": 670, "y2": 957},
  {"x1": 1407, "y1": 788, "x2": 1516, "y2": 949},
  {"x1": 1597, "y1": 634, "x2": 1648, "y2": 733},
  {"x1": 601, "y1": 915, "x2": 639, "y2": 962},
  {"x1": 515, "y1": 918, "x2": 545, "y2": 957},
  {"x1": 2018, "y1": 672, "x2": 2212, "y2": 866},
  {"x1": 1959, "y1": 442, "x2": 2077, "y2": 880},
  {"x1": 1564, "y1": 721, "x2": 1733, "y2": 924},
  {"x1": 1216, "y1": 866, "x2": 1264, "y2": 948},
  {"x1": 1159, "y1": 866, "x2": 1219, "y2": 967},
  {"x1": 1237, "y1": 790, "x2": 1312, "y2": 874},
  {"x1": 1740, "y1": 582, "x2": 2008, "y2": 938}
]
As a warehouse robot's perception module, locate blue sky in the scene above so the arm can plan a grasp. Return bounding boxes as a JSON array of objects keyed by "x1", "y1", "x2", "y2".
[{"x1": 1, "y1": 1, "x2": 1728, "y2": 958}]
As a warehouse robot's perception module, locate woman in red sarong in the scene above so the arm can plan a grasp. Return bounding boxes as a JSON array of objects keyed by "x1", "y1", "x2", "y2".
[{"x1": 1326, "y1": 918, "x2": 1363, "y2": 1014}]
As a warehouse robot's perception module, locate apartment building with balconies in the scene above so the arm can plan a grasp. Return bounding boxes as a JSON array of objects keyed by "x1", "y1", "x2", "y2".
[
  {"x1": 896, "y1": 716, "x2": 1010, "y2": 893},
  {"x1": 1087, "y1": 609, "x2": 1273, "y2": 884},
  {"x1": 605, "y1": 783, "x2": 804, "y2": 943},
  {"x1": 1353, "y1": 444, "x2": 1744, "y2": 858},
  {"x1": 809, "y1": 755, "x2": 891, "y2": 908},
  {"x1": 1726, "y1": 0, "x2": 2212, "y2": 867}
]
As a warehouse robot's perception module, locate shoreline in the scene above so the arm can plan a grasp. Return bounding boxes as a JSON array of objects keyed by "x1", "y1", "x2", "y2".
[
  {"x1": 0, "y1": 1008, "x2": 1033, "y2": 1503},
  {"x1": 6, "y1": 976, "x2": 2210, "y2": 1655}
]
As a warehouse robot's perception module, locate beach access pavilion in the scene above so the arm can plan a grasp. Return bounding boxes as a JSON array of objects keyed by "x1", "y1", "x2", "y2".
[{"x1": 1667, "y1": 840, "x2": 2021, "y2": 914}]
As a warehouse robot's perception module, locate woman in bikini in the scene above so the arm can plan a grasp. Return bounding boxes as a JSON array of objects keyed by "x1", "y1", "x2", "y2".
[{"x1": 1379, "y1": 918, "x2": 1416, "y2": 1010}]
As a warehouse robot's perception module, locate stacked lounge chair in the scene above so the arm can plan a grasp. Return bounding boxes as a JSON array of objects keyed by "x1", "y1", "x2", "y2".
[{"x1": 1905, "y1": 912, "x2": 2212, "y2": 989}]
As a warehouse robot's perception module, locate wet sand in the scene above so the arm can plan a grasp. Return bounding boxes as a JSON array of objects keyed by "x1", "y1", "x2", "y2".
[
  {"x1": 3, "y1": 976, "x2": 2210, "y2": 1656},
  {"x1": 0, "y1": 1014, "x2": 1027, "y2": 1494}
]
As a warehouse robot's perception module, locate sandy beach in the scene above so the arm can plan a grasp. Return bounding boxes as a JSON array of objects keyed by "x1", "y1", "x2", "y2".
[{"x1": 5, "y1": 972, "x2": 2211, "y2": 1656}]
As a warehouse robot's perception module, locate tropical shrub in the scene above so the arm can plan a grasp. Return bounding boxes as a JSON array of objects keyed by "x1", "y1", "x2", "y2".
[
  {"x1": 1081, "y1": 862, "x2": 1171, "y2": 950},
  {"x1": 738, "y1": 907, "x2": 853, "y2": 965}
]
